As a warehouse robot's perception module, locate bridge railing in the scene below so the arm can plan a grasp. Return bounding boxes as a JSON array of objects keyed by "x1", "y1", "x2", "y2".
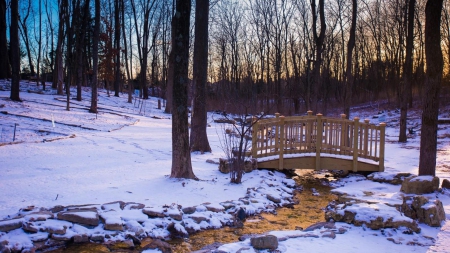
[{"x1": 251, "y1": 111, "x2": 386, "y2": 172}]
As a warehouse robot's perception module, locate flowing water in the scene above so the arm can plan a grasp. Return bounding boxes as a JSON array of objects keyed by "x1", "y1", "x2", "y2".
[{"x1": 48, "y1": 169, "x2": 337, "y2": 252}]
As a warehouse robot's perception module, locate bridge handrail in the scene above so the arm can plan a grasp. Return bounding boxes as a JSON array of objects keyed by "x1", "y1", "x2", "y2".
[{"x1": 251, "y1": 111, "x2": 386, "y2": 172}]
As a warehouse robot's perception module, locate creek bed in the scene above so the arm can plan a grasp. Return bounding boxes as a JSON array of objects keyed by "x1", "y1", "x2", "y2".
[{"x1": 48, "y1": 169, "x2": 337, "y2": 252}]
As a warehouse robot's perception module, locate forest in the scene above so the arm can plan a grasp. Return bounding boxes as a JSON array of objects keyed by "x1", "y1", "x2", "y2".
[{"x1": 0, "y1": 0, "x2": 447, "y2": 177}]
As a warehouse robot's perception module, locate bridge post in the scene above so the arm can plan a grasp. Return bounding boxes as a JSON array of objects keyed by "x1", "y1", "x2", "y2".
[
  {"x1": 364, "y1": 119, "x2": 370, "y2": 157},
  {"x1": 379, "y1": 122, "x2": 386, "y2": 172},
  {"x1": 340, "y1": 114, "x2": 346, "y2": 155},
  {"x1": 315, "y1": 114, "x2": 323, "y2": 170},
  {"x1": 279, "y1": 116, "x2": 285, "y2": 170},
  {"x1": 353, "y1": 117, "x2": 360, "y2": 172},
  {"x1": 252, "y1": 116, "x2": 258, "y2": 158},
  {"x1": 275, "y1": 113, "x2": 280, "y2": 152}
]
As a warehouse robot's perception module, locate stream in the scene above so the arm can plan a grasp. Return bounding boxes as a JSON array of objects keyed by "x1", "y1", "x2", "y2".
[{"x1": 48, "y1": 169, "x2": 337, "y2": 252}]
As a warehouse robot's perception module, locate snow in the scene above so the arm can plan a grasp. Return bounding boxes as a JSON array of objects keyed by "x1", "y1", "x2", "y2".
[{"x1": 1, "y1": 83, "x2": 450, "y2": 252}]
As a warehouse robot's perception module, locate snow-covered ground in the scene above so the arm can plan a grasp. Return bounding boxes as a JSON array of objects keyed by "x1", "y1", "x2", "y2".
[{"x1": 1, "y1": 81, "x2": 450, "y2": 252}]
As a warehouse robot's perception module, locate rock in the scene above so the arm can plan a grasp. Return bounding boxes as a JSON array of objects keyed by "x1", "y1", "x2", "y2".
[
  {"x1": 65, "y1": 204, "x2": 99, "y2": 212},
  {"x1": 442, "y1": 179, "x2": 450, "y2": 189},
  {"x1": 126, "y1": 234, "x2": 141, "y2": 246},
  {"x1": 91, "y1": 234, "x2": 105, "y2": 242},
  {"x1": 303, "y1": 221, "x2": 335, "y2": 232},
  {"x1": 167, "y1": 222, "x2": 188, "y2": 238},
  {"x1": 142, "y1": 208, "x2": 166, "y2": 218},
  {"x1": 189, "y1": 214, "x2": 209, "y2": 224},
  {"x1": 25, "y1": 211, "x2": 53, "y2": 222},
  {"x1": 50, "y1": 205, "x2": 65, "y2": 213},
  {"x1": 321, "y1": 230, "x2": 336, "y2": 239},
  {"x1": 368, "y1": 172, "x2": 413, "y2": 185},
  {"x1": 214, "y1": 118, "x2": 235, "y2": 124},
  {"x1": 204, "y1": 204, "x2": 224, "y2": 213},
  {"x1": 104, "y1": 220, "x2": 124, "y2": 231},
  {"x1": 266, "y1": 194, "x2": 281, "y2": 204},
  {"x1": 51, "y1": 233, "x2": 73, "y2": 241},
  {"x1": 141, "y1": 239, "x2": 172, "y2": 253},
  {"x1": 57, "y1": 211, "x2": 99, "y2": 226},
  {"x1": 101, "y1": 201, "x2": 125, "y2": 211},
  {"x1": 0, "y1": 218, "x2": 23, "y2": 232},
  {"x1": 29, "y1": 232, "x2": 49, "y2": 242},
  {"x1": 22, "y1": 222, "x2": 38, "y2": 233},
  {"x1": 401, "y1": 196, "x2": 446, "y2": 227},
  {"x1": 167, "y1": 209, "x2": 183, "y2": 221},
  {"x1": 182, "y1": 206, "x2": 196, "y2": 214},
  {"x1": 123, "y1": 202, "x2": 145, "y2": 210},
  {"x1": 400, "y1": 175, "x2": 440, "y2": 194},
  {"x1": 250, "y1": 235, "x2": 278, "y2": 250},
  {"x1": 206, "y1": 159, "x2": 219, "y2": 165},
  {"x1": 219, "y1": 158, "x2": 230, "y2": 174},
  {"x1": 73, "y1": 234, "x2": 89, "y2": 243}
]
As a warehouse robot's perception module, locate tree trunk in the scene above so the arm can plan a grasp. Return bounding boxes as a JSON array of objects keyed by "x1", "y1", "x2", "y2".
[
  {"x1": 310, "y1": 0, "x2": 325, "y2": 113},
  {"x1": 10, "y1": 0, "x2": 20, "y2": 102},
  {"x1": 343, "y1": 0, "x2": 357, "y2": 119},
  {"x1": 113, "y1": 0, "x2": 120, "y2": 97},
  {"x1": 89, "y1": 0, "x2": 100, "y2": 113},
  {"x1": 53, "y1": 0, "x2": 66, "y2": 95},
  {"x1": 419, "y1": 0, "x2": 443, "y2": 176},
  {"x1": 0, "y1": 0, "x2": 10, "y2": 79},
  {"x1": 170, "y1": 0, "x2": 196, "y2": 179},
  {"x1": 399, "y1": 0, "x2": 415, "y2": 142},
  {"x1": 190, "y1": 0, "x2": 211, "y2": 153}
]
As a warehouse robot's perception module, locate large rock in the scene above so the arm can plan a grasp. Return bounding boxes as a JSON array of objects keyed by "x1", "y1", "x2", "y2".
[
  {"x1": 142, "y1": 208, "x2": 166, "y2": 218},
  {"x1": 401, "y1": 196, "x2": 446, "y2": 227},
  {"x1": 57, "y1": 210, "x2": 99, "y2": 226},
  {"x1": 442, "y1": 179, "x2": 450, "y2": 189},
  {"x1": 0, "y1": 218, "x2": 23, "y2": 232},
  {"x1": 367, "y1": 172, "x2": 413, "y2": 185},
  {"x1": 250, "y1": 235, "x2": 278, "y2": 250},
  {"x1": 400, "y1": 175, "x2": 439, "y2": 194},
  {"x1": 141, "y1": 239, "x2": 172, "y2": 253}
]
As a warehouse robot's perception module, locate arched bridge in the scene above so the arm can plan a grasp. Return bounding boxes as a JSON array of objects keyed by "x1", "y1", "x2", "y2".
[{"x1": 251, "y1": 111, "x2": 386, "y2": 172}]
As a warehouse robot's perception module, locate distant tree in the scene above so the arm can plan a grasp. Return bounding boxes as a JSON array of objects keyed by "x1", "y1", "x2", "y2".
[
  {"x1": 170, "y1": 0, "x2": 196, "y2": 179},
  {"x1": 0, "y1": 0, "x2": 10, "y2": 79},
  {"x1": 310, "y1": 0, "x2": 325, "y2": 113},
  {"x1": 53, "y1": 0, "x2": 67, "y2": 95},
  {"x1": 10, "y1": 0, "x2": 21, "y2": 101},
  {"x1": 399, "y1": 0, "x2": 416, "y2": 142},
  {"x1": 18, "y1": 0, "x2": 35, "y2": 76},
  {"x1": 343, "y1": 0, "x2": 357, "y2": 119},
  {"x1": 190, "y1": 0, "x2": 212, "y2": 153},
  {"x1": 89, "y1": 0, "x2": 100, "y2": 113},
  {"x1": 418, "y1": 0, "x2": 443, "y2": 176},
  {"x1": 113, "y1": 0, "x2": 121, "y2": 97}
]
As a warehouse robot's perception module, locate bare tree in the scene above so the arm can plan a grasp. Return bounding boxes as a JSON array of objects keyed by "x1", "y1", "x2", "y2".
[
  {"x1": 190, "y1": 0, "x2": 211, "y2": 153},
  {"x1": 113, "y1": 0, "x2": 121, "y2": 97},
  {"x1": 170, "y1": 0, "x2": 196, "y2": 179},
  {"x1": 343, "y1": 0, "x2": 357, "y2": 119},
  {"x1": 89, "y1": 0, "x2": 100, "y2": 113},
  {"x1": 418, "y1": 0, "x2": 443, "y2": 176},
  {"x1": 10, "y1": 0, "x2": 21, "y2": 102},
  {"x1": 18, "y1": 0, "x2": 35, "y2": 76},
  {"x1": 399, "y1": 0, "x2": 416, "y2": 142},
  {"x1": 0, "y1": 0, "x2": 10, "y2": 79},
  {"x1": 310, "y1": 0, "x2": 326, "y2": 112}
]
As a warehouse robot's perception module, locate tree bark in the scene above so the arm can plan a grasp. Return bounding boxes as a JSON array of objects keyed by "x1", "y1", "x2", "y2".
[
  {"x1": 10, "y1": 0, "x2": 20, "y2": 102},
  {"x1": 343, "y1": 0, "x2": 357, "y2": 119},
  {"x1": 0, "y1": 0, "x2": 10, "y2": 79},
  {"x1": 399, "y1": 0, "x2": 415, "y2": 142},
  {"x1": 89, "y1": 0, "x2": 100, "y2": 113},
  {"x1": 310, "y1": 0, "x2": 325, "y2": 113},
  {"x1": 113, "y1": 0, "x2": 121, "y2": 97},
  {"x1": 419, "y1": 0, "x2": 443, "y2": 176},
  {"x1": 190, "y1": 0, "x2": 211, "y2": 153},
  {"x1": 170, "y1": 0, "x2": 196, "y2": 179}
]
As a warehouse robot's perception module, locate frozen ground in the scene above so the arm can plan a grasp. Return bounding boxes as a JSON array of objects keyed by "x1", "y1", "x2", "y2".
[{"x1": 1, "y1": 81, "x2": 450, "y2": 252}]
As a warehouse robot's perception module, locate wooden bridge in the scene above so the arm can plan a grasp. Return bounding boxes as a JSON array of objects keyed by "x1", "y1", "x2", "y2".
[{"x1": 251, "y1": 111, "x2": 386, "y2": 172}]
